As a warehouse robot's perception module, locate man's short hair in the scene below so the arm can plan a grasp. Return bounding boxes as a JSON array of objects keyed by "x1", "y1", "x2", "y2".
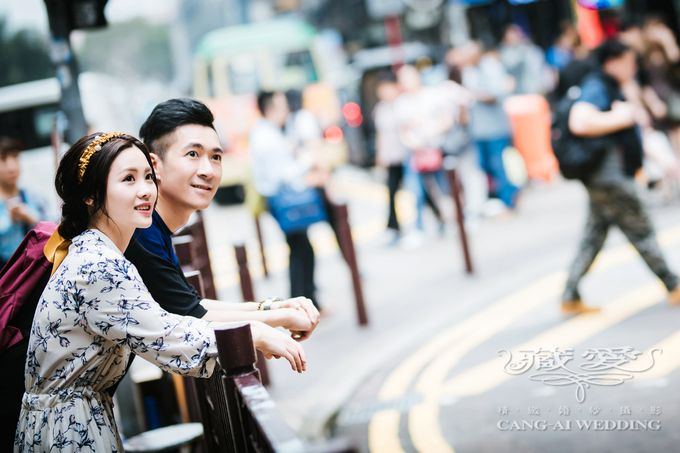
[
  {"x1": 138, "y1": 98, "x2": 215, "y2": 158},
  {"x1": 593, "y1": 39, "x2": 632, "y2": 66},
  {"x1": 256, "y1": 91, "x2": 277, "y2": 116},
  {"x1": 0, "y1": 137, "x2": 22, "y2": 159}
]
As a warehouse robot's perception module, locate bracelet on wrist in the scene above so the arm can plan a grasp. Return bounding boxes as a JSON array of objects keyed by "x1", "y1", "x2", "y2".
[{"x1": 257, "y1": 297, "x2": 283, "y2": 311}]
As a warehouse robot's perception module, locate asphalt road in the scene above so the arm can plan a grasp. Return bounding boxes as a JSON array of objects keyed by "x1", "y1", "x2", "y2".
[{"x1": 200, "y1": 167, "x2": 680, "y2": 453}]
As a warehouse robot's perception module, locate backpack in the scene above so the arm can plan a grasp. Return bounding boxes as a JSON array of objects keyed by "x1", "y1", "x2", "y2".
[
  {"x1": 550, "y1": 87, "x2": 608, "y2": 181},
  {"x1": 0, "y1": 221, "x2": 57, "y2": 353}
]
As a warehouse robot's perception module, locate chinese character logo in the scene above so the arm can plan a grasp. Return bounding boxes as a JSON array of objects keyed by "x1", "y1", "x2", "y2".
[{"x1": 499, "y1": 347, "x2": 661, "y2": 403}]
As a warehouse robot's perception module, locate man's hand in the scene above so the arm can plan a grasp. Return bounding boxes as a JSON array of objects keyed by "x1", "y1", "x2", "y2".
[
  {"x1": 249, "y1": 321, "x2": 307, "y2": 373},
  {"x1": 273, "y1": 297, "x2": 320, "y2": 341}
]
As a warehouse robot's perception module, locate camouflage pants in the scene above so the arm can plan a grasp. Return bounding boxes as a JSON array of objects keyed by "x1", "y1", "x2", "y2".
[{"x1": 562, "y1": 180, "x2": 678, "y2": 301}]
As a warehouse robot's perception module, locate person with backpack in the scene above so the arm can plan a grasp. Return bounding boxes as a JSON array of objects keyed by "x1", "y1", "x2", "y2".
[
  {"x1": 560, "y1": 39, "x2": 680, "y2": 314},
  {"x1": 14, "y1": 132, "x2": 306, "y2": 451},
  {"x1": 0, "y1": 138, "x2": 49, "y2": 269}
]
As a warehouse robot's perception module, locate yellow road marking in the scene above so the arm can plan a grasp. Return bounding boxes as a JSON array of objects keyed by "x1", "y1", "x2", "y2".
[
  {"x1": 379, "y1": 273, "x2": 565, "y2": 401},
  {"x1": 405, "y1": 282, "x2": 663, "y2": 453},
  {"x1": 368, "y1": 411, "x2": 408, "y2": 453},
  {"x1": 439, "y1": 282, "x2": 663, "y2": 398},
  {"x1": 369, "y1": 272, "x2": 563, "y2": 453},
  {"x1": 637, "y1": 329, "x2": 680, "y2": 381},
  {"x1": 409, "y1": 402, "x2": 456, "y2": 453},
  {"x1": 369, "y1": 223, "x2": 680, "y2": 453}
]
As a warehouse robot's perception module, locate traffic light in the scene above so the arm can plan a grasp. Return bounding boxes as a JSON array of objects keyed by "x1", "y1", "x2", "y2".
[{"x1": 44, "y1": 0, "x2": 109, "y2": 37}]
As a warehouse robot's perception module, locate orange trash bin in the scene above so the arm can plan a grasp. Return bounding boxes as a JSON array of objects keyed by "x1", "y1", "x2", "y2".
[{"x1": 504, "y1": 94, "x2": 559, "y2": 182}]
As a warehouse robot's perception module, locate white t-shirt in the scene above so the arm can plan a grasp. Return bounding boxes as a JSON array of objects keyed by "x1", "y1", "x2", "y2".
[{"x1": 250, "y1": 119, "x2": 311, "y2": 196}]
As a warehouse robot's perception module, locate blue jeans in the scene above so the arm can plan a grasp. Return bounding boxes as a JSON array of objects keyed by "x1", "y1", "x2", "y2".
[
  {"x1": 474, "y1": 137, "x2": 518, "y2": 208},
  {"x1": 405, "y1": 159, "x2": 449, "y2": 231}
]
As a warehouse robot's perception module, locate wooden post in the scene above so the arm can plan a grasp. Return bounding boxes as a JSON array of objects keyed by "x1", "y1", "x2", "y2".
[
  {"x1": 332, "y1": 203, "x2": 368, "y2": 326},
  {"x1": 233, "y1": 244, "x2": 271, "y2": 387},
  {"x1": 254, "y1": 214, "x2": 270, "y2": 278},
  {"x1": 445, "y1": 167, "x2": 474, "y2": 275}
]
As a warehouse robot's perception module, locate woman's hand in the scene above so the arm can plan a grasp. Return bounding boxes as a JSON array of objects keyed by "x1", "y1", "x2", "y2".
[
  {"x1": 273, "y1": 297, "x2": 320, "y2": 341},
  {"x1": 249, "y1": 321, "x2": 307, "y2": 373}
]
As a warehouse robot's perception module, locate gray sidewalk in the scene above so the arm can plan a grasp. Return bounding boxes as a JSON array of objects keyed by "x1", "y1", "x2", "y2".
[{"x1": 201, "y1": 168, "x2": 680, "y2": 442}]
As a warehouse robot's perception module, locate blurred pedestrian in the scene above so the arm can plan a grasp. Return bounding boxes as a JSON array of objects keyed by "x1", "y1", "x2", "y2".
[
  {"x1": 0, "y1": 138, "x2": 49, "y2": 269},
  {"x1": 285, "y1": 89, "x2": 324, "y2": 157},
  {"x1": 373, "y1": 75, "x2": 409, "y2": 245},
  {"x1": 546, "y1": 22, "x2": 581, "y2": 71},
  {"x1": 618, "y1": 19, "x2": 669, "y2": 127},
  {"x1": 561, "y1": 39, "x2": 680, "y2": 314},
  {"x1": 617, "y1": 18, "x2": 680, "y2": 194},
  {"x1": 443, "y1": 49, "x2": 488, "y2": 224},
  {"x1": 641, "y1": 15, "x2": 680, "y2": 165},
  {"x1": 459, "y1": 42, "x2": 520, "y2": 210},
  {"x1": 251, "y1": 91, "x2": 328, "y2": 309},
  {"x1": 285, "y1": 89, "x2": 353, "y2": 265},
  {"x1": 395, "y1": 65, "x2": 449, "y2": 244},
  {"x1": 499, "y1": 24, "x2": 552, "y2": 95}
]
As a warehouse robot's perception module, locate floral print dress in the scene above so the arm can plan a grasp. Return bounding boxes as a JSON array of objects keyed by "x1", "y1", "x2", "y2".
[{"x1": 14, "y1": 229, "x2": 218, "y2": 452}]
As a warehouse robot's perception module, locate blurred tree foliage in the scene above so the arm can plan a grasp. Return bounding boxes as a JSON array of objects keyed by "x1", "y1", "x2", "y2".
[
  {"x1": 77, "y1": 19, "x2": 173, "y2": 82},
  {"x1": 0, "y1": 19, "x2": 53, "y2": 87}
]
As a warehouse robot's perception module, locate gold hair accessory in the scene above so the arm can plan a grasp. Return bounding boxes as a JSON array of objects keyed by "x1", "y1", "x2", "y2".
[{"x1": 77, "y1": 132, "x2": 127, "y2": 183}]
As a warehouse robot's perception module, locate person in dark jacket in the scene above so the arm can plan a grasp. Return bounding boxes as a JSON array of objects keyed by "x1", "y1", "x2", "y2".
[{"x1": 561, "y1": 39, "x2": 680, "y2": 314}]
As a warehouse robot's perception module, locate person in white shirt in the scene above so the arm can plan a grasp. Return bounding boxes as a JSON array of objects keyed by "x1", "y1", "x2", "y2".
[
  {"x1": 250, "y1": 91, "x2": 328, "y2": 310},
  {"x1": 374, "y1": 76, "x2": 410, "y2": 244}
]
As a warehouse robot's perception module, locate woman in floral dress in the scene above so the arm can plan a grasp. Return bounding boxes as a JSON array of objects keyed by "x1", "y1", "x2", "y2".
[{"x1": 15, "y1": 133, "x2": 221, "y2": 452}]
